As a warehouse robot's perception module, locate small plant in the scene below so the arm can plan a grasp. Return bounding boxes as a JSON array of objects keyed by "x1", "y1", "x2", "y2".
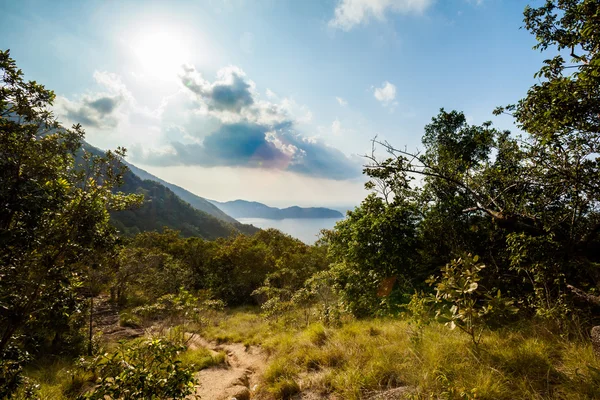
[
  {"x1": 403, "y1": 291, "x2": 433, "y2": 345},
  {"x1": 119, "y1": 312, "x2": 142, "y2": 328},
  {"x1": 0, "y1": 343, "x2": 31, "y2": 399},
  {"x1": 78, "y1": 338, "x2": 197, "y2": 399},
  {"x1": 427, "y1": 255, "x2": 518, "y2": 345}
]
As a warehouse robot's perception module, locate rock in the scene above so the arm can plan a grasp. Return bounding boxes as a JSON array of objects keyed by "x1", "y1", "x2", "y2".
[
  {"x1": 235, "y1": 373, "x2": 249, "y2": 387},
  {"x1": 226, "y1": 385, "x2": 250, "y2": 400},
  {"x1": 591, "y1": 326, "x2": 600, "y2": 358}
]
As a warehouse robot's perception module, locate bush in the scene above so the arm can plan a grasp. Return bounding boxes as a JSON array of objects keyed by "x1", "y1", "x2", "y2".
[
  {"x1": 78, "y1": 338, "x2": 197, "y2": 399},
  {"x1": 118, "y1": 312, "x2": 142, "y2": 328},
  {"x1": 428, "y1": 255, "x2": 518, "y2": 345}
]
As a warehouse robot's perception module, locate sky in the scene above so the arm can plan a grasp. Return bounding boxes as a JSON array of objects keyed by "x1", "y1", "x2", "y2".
[{"x1": 1, "y1": 0, "x2": 547, "y2": 208}]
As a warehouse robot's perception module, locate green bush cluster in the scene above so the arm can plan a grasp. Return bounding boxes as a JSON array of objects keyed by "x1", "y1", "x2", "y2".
[{"x1": 78, "y1": 339, "x2": 196, "y2": 400}]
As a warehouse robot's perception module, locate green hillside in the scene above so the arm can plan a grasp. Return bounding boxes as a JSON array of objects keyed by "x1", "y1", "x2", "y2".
[
  {"x1": 111, "y1": 173, "x2": 234, "y2": 239},
  {"x1": 80, "y1": 144, "x2": 259, "y2": 239},
  {"x1": 125, "y1": 163, "x2": 240, "y2": 225}
]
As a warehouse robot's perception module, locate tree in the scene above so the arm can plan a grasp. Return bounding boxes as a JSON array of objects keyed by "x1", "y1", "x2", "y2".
[
  {"x1": 0, "y1": 49, "x2": 141, "y2": 396},
  {"x1": 322, "y1": 194, "x2": 419, "y2": 317},
  {"x1": 363, "y1": 0, "x2": 600, "y2": 319}
]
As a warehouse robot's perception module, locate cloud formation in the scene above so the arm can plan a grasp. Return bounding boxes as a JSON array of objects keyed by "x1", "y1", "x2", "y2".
[
  {"x1": 329, "y1": 0, "x2": 434, "y2": 30},
  {"x1": 55, "y1": 71, "x2": 133, "y2": 129},
  {"x1": 374, "y1": 81, "x2": 396, "y2": 102},
  {"x1": 62, "y1": 95, "x2": 121, "y2": 128},
  {"x1": 181, "y1": 65, "x2": 255, "y2": 113},
  {"x1": 373, "y1": 81, "x2": 398, "y2": 110},
  {"x1": 336, "y1": 96, "x2": 348, "y2": 106},
  {"x1": 332, "y1": 118, "x2": 342, "y2": 136},
  {"x1": 130, "y1": 65, "x2": 362, "y2": 180},
  {"x1": 134, "y1": 122, "x2": 361, "y2": 180}
]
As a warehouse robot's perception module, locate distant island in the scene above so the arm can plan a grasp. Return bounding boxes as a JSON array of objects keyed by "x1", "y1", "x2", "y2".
[{"x1": 210, "y1": 199, "x2": 344, "y2": 219}]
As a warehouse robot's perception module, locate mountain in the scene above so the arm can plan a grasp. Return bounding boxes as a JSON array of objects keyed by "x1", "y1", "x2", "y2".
[
  {"x1": 125, "y1": 163, "x2": 239, "y2": 225},
  {"x1": 81, "y1": 144, "x2": 259, "y2": 239},
  {"x1": 210, "y1": 200, "x2": 344, "y2": 219}
]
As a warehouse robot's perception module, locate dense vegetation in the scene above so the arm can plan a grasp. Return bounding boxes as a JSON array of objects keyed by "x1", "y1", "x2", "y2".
[
  {"x1": 110, "y1": 166, "x2": 258, "y2": 239},
  {"x1": 124, "y1": 162, "x2": 244, "y2": 226},
  {"x1": 2, "y1": 1, "x2": 600, "y2": 399}
]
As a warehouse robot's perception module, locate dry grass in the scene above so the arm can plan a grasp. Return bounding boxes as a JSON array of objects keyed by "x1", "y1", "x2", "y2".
[
  {"x1": 20, "y1": 308, "x2": 600, "y2": 399},
  {"x1": 199, "y1": 309, "x2": 600, "y2": 399}
]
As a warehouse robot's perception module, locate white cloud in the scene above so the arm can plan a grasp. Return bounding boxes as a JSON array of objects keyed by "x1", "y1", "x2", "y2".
[
  {"x1": 92, "y1": 71, "x2": 133, "y2": 102},
  {"x1": 56, "y1": 63, "x2": 361, "y2": 181},
  {"x1": 332, "y1": 118, "x2": 342, "y2": 136},
  {"x1": 54, "y1": 70, "x2": 140, "y2": 131},
  {"x1": 336, "y1": 96, "x2": 348, "y2": 106},
  {"x1": 329, "y1": 0, "x2": 434, "y2": 31},
  {"x1": 373, "y1": 81, "x2": 396, "y2": 103},
  {"x1": 265, "y1": 88, "x2": 278, "y2": 99},
  {"x1": 300, "y1": 110, "x2": 314, "y2": 124}
]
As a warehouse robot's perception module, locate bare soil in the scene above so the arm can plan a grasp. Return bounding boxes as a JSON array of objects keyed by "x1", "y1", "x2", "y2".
[{"x1": 188, "y1": 336, "x2": 267, "y2": 400}]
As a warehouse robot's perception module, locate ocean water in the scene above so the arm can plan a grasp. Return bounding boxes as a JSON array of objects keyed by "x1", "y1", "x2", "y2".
[{"x1": 237, "y1": 217, "x2": 345, "y2": 244}]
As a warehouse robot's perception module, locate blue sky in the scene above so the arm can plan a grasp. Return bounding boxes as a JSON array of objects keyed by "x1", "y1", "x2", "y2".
[{"x1": 1, "y1": 0, "x2": 546, "y2": 207}]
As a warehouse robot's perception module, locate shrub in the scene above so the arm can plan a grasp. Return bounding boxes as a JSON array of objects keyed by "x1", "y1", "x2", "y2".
[
  {"x1": 78, "y1": 338, "x2": 197, "y2": 399},
  {"x1": 428, "y1": 255, "x2": 518, "y2": 345},
  {"x1": 118, "y1": 312, "x2": 142, "y2": 328}
]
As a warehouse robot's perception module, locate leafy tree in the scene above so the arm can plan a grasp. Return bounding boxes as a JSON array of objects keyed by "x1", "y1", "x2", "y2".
[
  {"x1": 361, "y1": 0, "x2": 600, "y2": 319},
  {"x1": 253, "y1": 236, "x2": 329, "y2": 319},
  {"x1": 322, "y1": 194, "x2": 419, "y2": 317},
  {"x1": 493, "y1": 0, "x2": 600, "y2": 312},
  {"x1": 0, "y1": 49, "x2": 141, "y2": 395}
]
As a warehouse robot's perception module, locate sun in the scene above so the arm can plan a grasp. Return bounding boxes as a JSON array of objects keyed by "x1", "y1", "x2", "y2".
[{"x1": 131, "y1": 27, "x2": 190, "y2": 79}]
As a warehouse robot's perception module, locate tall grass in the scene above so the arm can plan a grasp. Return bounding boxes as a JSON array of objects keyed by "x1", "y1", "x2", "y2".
[
  {"x1": 16, "y1": 358, "x2": 93, "y2": 400},
  {"x1": 201, "y1": 309, "x2": 600, "y2": 399}
]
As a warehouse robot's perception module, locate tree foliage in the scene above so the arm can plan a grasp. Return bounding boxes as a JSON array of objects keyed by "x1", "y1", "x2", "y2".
[
  {"x1": 0, "y1": 49, "x2": 141, "y2": 397},
  {"x1": 313, "y1": 1, "x2": 600, "y2": 326}
]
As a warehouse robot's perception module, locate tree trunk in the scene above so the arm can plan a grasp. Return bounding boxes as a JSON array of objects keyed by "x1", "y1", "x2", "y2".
[{"x1": 88, "y1": 295, "x2": 93, "y2": 356}]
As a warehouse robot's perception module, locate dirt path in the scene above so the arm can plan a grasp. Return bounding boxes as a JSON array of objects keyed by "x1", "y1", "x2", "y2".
[{"x1": 188, "y1": 336, "x2": 267, "y2": 400}]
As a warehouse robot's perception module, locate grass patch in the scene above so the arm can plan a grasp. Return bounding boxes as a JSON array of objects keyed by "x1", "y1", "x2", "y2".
[
  {"x1": 200, "y1": 309, "x2": 600, "y2": 399},
  {"x1": 201, "y1": 306, "x2": 288, "y2": 346},
  {"x1": 178, "y1": 347, "x2": 226, "y2": 371},
  {"x1": 19, "y1": 358, "x2": 95, "y2": 400},
  {"x1": 119, "y1": 311, "x2": 142, "y2": 328},
  {"x1": 268, "y1": 378, "x2": 300, "y2": 399}
]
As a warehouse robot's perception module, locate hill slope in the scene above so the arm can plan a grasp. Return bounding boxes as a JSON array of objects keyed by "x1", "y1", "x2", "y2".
[
  {"x1": 81, "y1": 144, "x2": 259, "y2": 239},
  {"x1": 125, "y1": 163, "x2": 239, "y2": 225},
  {"x1": 210, "y1": 199, "x2": 343, "y2": 219},
  {"x1": 111, "y1": 172, "x2": 240, "y2": 239}
]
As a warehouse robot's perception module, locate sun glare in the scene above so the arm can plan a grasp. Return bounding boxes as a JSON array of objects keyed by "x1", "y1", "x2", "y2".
[{"x1": 131, "y1": 27, "x2": 190, "y2": 79}]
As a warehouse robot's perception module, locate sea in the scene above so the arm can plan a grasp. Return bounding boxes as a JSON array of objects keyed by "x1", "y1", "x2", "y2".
[{"x1": 237, "y1": 217, "x2": 345, "y2": 244}]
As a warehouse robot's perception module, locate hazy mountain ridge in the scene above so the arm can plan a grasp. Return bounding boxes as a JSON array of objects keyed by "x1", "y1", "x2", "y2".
[
  {"x1": 210, "y1": 199, "x2": 344, "y2": 219},
  {"x1": 124, "y1": 163, "x2": 239, "y2": 225},
  {"x1": 81, "y1": 143, "x2": 259, "y2": 238}
]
